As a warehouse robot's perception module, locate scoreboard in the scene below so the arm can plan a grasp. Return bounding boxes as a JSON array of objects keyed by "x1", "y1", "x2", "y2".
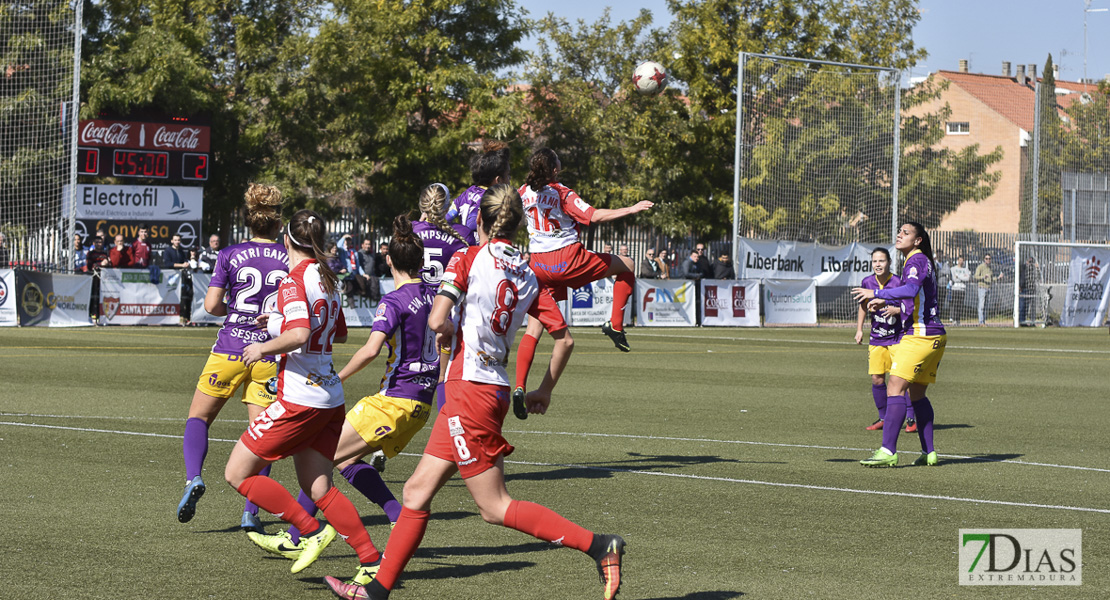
[{"x1": 77, "y1": 118, "x2": 211, "y2": 182}]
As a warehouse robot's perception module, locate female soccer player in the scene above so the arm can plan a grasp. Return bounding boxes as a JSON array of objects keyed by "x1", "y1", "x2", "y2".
[
  {"x1": 513, "y1": 148, "x2": 652, "y2": 416},
  {"x1": 224, "y1": 209, "x2": 382, "y2": 576},
  {"x1": 246, "y1": 214, "x2": 440, "y2": 586},
  {"x1": 445, "y1": 140, "x2": 511, "y2": 233},
  {"x1": 853, "y1": 247, "x2": 914, "y2": 432},
  {"x1": 851, "y1": 222, "x2": 946, "y2": 468},
  {"x1": 326, "y1": 184, "x2": 627, "y2": 600},
  {"x1": 177, "y1": 184, "x2": 288, "y2": 531}
]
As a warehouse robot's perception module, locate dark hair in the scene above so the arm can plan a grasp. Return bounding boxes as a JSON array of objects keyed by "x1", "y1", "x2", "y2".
[
  {"x1": 471, "y1": 140, "x2": 511, "y2": 186},
  {"x1": 870, "y1": 247, "x2": 892, "y2": 263},
  {"x1": 903, "y1": 221, "x2": 937, "y2": 278},
  {"x1": 479, "y1": 184, "x2": 524, "y2": 240},
  {"x1": 286, "y1": 209, "x2": 338, "y2": 295},
  {"x1": 418, "y1": 184, "x2": 468, "y2": 245},
  {"x1": 525, "y1": 148, "x2": 559, "y2": 192},
  {"x1": 389, "y1": 214, "x2": 424, "y2": 276},
  {"x1": 244, "y1": 184, "x2": 283, "y2": 237}
]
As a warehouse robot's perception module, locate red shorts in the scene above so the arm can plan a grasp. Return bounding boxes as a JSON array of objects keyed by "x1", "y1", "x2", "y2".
[
  {"x1": 424, "y1": 380, "x2": 513, "y2": 479},
  {"x1": 530, "y1": 243, "x2": 613, "y2": 301},
  {"x1": 239, "y1": 399, "x2": 345, "y2": 462}
]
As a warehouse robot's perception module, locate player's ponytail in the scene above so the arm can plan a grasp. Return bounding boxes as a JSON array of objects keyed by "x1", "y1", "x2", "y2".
[
  {"x1": 471, "y1": 140, "x2": 511, "y2": 186},
  {"x1": 389, "y1": 213, "x2": 424, "y2": 276},
  {"x1": 418, "y1": 184, "x2": 468, "y2": 245},
  {"x1": 480, "y1": 183, "x2": 524, "y2": 240},
  {"x1": 244, "y1": 183, "x2": 283, "y2": 238},
  {"x1": 904, "y1": 221, "x2": 938, "y2": 280},
  {"x1": 286, "y1": 209, "x2": 338, "y2": 295},
  {"x1": 525, "y1": 147, "x2": 559, "y2": 192}
]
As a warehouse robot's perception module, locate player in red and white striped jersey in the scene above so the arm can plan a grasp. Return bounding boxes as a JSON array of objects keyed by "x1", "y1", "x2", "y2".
[
  {"x1": 222, "y1": 209, "x2": 382, "y2": 580},
  {"x1": 513, "y1": 148, "x2": 652, "y2": 419},
  {"x1": 326, "y1": 184, "x2": 627, "y2": 600}
]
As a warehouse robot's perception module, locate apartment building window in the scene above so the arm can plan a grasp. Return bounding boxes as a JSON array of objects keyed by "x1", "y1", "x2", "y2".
[{"x1": 947, "y1": 121, "x2": 970, "y2": 135}]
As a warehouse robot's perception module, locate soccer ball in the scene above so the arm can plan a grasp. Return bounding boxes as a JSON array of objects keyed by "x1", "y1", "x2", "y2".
[{"x1": 632, "y1": 60, "x2": 667, "y2": 95}]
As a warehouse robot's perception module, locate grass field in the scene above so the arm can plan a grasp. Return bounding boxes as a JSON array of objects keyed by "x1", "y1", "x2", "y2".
[{"x1": 1, "y1": 325, "x2": 1107, "y2": 599}]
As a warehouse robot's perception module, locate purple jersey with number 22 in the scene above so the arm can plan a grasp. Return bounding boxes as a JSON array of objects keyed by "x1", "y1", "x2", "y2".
[{"x1": 208, "y1": 239, "x2": 289, "y2": 355}]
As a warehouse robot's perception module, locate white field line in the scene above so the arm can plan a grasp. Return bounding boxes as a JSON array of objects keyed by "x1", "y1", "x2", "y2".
[
  {"x1": 628, "y1": 331, "x2": 1110, "y2": 355},
  {"x1": 2, "y1": 413, "x2": 1107, "y2": 474},
  {"x1": 2, "y1": 420, "x2": 1108, "y2": 515}
]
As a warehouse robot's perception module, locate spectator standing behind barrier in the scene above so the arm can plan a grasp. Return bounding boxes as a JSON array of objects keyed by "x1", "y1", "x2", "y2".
[
  {"x1": 109, "y1": 234, "x2": 132, "y2": 267},
  {"x1": 1019, "y1": 256, "x2": 1038, "y2": 325},
  {"x1": 949, "y1": 256, "x2": 970, "y2": 325},
  {"x1": 163, "y1": 234, "x2": 192, "y2": 322},
  {"x1": 712, "y1": 252, "x2": 735, "y2": 279},
  {"x1": 0, "y1": 232, "x2": 9, "y2": 267},
  {"x1": 656, "y1": 249, "x2": 670, "y2": 279},
  {"x1": 131, "y1": 225, "x2": 151, "y2": 267},
  {"x1": 198, "y1": 234, "x2": 220, "y2": 273},
  {"x1": 356, "y1": 238, "x2": 380, "y2": 302},
  {"x1": 85, "y1": 229, "x2": 107, "y2": 252},
  {"x1": 618, "y1": 244, "x2": 630, "y2": 258},
  {"x1": 974, "y1": 253, "x2": 1000, "y2": 326},
  {"x1": 680, "y1": 251, "x2": 704, "y2": 281},
  {"x1": 86, "y1": 236, "x2": 110, "y2": 323},
  {"x1": 639, "y1": 248, "x2": 660, "y2": 278},
  {"x1": 373, "y1": 242, "x2": 390, "y2": 278},
  {"x1": 72, "y1": 234, "x2": 87, "y2": 273}
]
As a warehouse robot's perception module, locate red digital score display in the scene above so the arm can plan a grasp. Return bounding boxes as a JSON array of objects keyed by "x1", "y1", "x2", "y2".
[
  {"x1": 112, "y1": 149, "x2": 169, "y2": 178},
  {"x1": 182, "y1": 153, "x2": 209, "y2": 181},
  {"x1": 77, "y1": 148, "x2": 100, "y2": 175}
]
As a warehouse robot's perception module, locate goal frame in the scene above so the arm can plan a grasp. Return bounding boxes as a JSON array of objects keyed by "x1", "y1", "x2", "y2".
[{"x1": 1013, "y1": 240, "x2": 1110, "y2": 328}]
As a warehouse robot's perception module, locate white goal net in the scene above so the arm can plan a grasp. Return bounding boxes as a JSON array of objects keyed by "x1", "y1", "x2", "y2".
[
  {"x1": 1014, "y1": 241, "x2": 1110, "y2": 327},
  {"x1": 0, "y1": 1, "x2": 82, "y2": 271}
]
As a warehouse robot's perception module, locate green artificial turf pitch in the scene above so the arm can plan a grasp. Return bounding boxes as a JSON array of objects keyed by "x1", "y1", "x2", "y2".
[{"x1": 0, "y1": 325, "x2": 1107, "y2": 599}]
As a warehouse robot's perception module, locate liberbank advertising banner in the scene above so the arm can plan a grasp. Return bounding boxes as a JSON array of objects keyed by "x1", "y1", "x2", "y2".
[
  {"x1": 737, "y1": 238, "x2": 883, "y2": 286},
  {"x1": 568, "y1": 277, "x2": 632, "y2": 327},
  {"x1": 763, "y1": 279, "x2": 817, "y2": 325},
  {"x1": 635, "y1": 279, "x2": 697, "y2": 326},
  {"x1": 0, "y1": 269, "x2": 16, "y2": 326},
  {"x1": 99, "y1": 268, "x2": 181, "y2": 325},
  {"x1": 342, "y1": 279, "x2": 397, "y2": 327},
  {"x1": 16, "y1": 272, "x2": 94, "y2": 327},
  {"x1": 1060, "y1": 248, "x2": 1110, "y2": 327},
  {"x1": 700, "y1": 279, "x2": 761, "y2": 327},
  {"x1": 64, "y1": 184, "x2": 204, "y2": 250}
]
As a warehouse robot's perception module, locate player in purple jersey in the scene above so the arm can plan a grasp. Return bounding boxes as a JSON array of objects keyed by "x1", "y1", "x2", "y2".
[
  {"x1": 177, "y1": 184, "x2": 290, "y2": 530},
  {"x1": 246, "y1": 215, "x2": 437, "y2": 589},
  {"x1": 853, "y1": 222, "x2": 947, "y2": 467},
  {"x1": 445, "y1": 140, "x2": 511, "y2": 232},
  {"x1": 854, "y1": 247, "x2": 915, "y2": 432}
]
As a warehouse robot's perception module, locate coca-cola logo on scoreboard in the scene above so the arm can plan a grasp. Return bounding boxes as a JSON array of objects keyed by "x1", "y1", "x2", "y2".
[
  {"x1": 78, "y1": 119, "x2": 210, "y2": 152},
  {"x1": 81, "y1": 121, "x2": 132, "y2": 146},
  {"x1": 152, "y1": 126, "x2": 203, "y2": 150}
]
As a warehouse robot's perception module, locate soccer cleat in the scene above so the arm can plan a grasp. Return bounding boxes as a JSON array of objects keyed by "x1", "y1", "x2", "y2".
[
  {"x1": 324, "y1": 558, "x2": 382, "y2": 599},
  {"x1": 176, "y1": 476, "x2": 206, "y2": 523},
  {"x1": 291, "y1": 524, "x2": 337, "y2": 573},
  {"x1": 240, "y1": 511, "x2": 265, "y2": 534},
  {"x1": 594, "y1": 534, "x2": 626, "y2": 600},
  {"x1": 865, "y1": 419, "x2": 884, "y2": 431},
  {"x1": 370, "y1": 450, "x2": 387, "y2": 474},
  {"x1": 247, "y1": 529, "x2": 304, "y2": 560},
  {"x1": 904, "y1": 419, "x2": 918, "y2": 433},
  {"x1": 860, "y1": 448, "x2": 898, "y2": 468},
  {"x1": 601, "y1": 321, "x2": 630, "y2": 352},
  {"x1": 512, "y1": 386, "x2": 528, "y2": 420},
  {"x1": 913, "y1": 451, "x2": 939, "y2": 467}
]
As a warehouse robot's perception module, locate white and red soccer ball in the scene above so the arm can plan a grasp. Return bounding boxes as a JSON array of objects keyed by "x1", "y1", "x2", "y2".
[{"x1": 632, "y1": 60, "x2": 667, "y2": 95}]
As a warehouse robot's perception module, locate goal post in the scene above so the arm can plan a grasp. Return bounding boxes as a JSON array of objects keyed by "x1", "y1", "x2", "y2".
[{"x1": 1013, "y1": 240, "x2": 1110, "y2": 328}]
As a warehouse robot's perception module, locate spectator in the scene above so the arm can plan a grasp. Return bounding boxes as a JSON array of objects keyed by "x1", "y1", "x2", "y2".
[
  {"x1": 162, "y1": 234, "x2": 190, "y2": 269},
  {"x1": 935, "y1": 250, "x2": 951, "y2": 321},
  {"x1": 974, "y1": 253, "x2": 1000, "y2": 326},
  {"x1": 188, "y1": 249, "x2": 198, "y2": 271},
  {"x1": 355, "y1": 237, "x2": 380, "y2": 301},
  {"x1": 618, "y1": 244, "x2": 630, "y2": 258},
  {"x1": 109, "y1": 234, "x2": 132, "y2": 267},
  {"x1": 603, "y1": 242, "x2": 614, "y2": 255},
  {"x1": 695, "y1": 243, "x2": 708, "y2": 260},
  {"x1": 639, "y1": 248, "x2": 661, "y2": 279},
  {"x1": 85, "y1": 229, "x2": 107, "y2": 252},
  {"x1": 197, "y1": 234, "x2": 220, "y2": 273},
  {"x1": 949, "y1": 255, "x2": 971, "y2": 325},
  {"x1": 712, "y1": 252, "x2": 735, "y2": 280},
  {"x1": 72, "y1": 234, "x2": 87, "y2": 272},
  {"x1": 656, "y1": 249, "x2": 671, "y2": 279},
  {"x1": 680, "y1": 250, "x2": 704, "y2": 281},
  {"x1": 373, "y1": 242, "x2": 390, "y2": 278},
  {"x1": 130, "y1": 224, "x2": 151, "y2": 267},
  {"x1": 85, "y1": 236, "x2": 110, "y2": 271},
  {"x1": 0, "y1": 232, "x2": 8, "y2": 267},
  {"x1": 1019, "y1": 256, "x2": 1039, "y2": 325}
]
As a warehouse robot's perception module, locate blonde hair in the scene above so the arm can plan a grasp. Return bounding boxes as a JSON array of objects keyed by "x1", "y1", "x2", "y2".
[
  {"x1": 418, "y1": 184, "x2": 468, "y2": 245},
  {"x1": 244, "y1": 184, "x2": 283, "y2": 237},
  {"x1": 479, "y1": 184, "x2": 524, "y2": 240}
]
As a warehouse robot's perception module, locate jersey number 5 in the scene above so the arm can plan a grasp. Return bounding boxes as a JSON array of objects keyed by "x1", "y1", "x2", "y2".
[{"x1": 490, "y1": 280, "x2": 518, "y2": 336}]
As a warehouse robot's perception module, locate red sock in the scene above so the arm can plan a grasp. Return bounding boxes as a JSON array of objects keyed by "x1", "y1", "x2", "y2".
[
  {"x1": 375, "y1": 506, "x2": 430, "y2": 590},
  {"x1": 610, "y1": 272, "x2": 634, "y2": 331},
  {"x1": 503, "y1": 500, "x2": 594, "y2": 553},
  {"x1": 237, "y1": 476, "x2": 318, "y2": 534},
  {"x1": 316, "y1": 486, "x2": 379, "y2": 563},
  {"x1": 514, "y1": 333, "x2": 539, "y2": 390}
]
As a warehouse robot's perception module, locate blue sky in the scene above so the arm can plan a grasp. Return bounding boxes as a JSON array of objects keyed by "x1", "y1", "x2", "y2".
[{"x1": 516, "y1": 0, "x2": 1110, "y2": 84}]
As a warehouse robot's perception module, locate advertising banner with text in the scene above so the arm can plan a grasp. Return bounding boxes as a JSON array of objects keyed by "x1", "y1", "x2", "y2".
[
  {"x1": 1060, "y1": 247, "x2": 1110, "y2": 327},
  {"x1": 700, "y1": 279, "x2": 761, "y2": 326},
  {"x1": 738, "y1": 238, "x2": 885, "y2": 286},
  {"x1": 763, "y1": 279, "x2": 817, "y2": 325},
  {"x1": 16, "y1": 272, "x2": 94, "y2": 327},
  {"x1": 568, "y1": 277, "x2": 632, "y2": 327},
  {"x1": 0, "y1": 269, "x2": 17, "y2": 326},
  {"x1": 635, "y1": 279, "x2": 697, "y2": 326},
  {"x1": 99, "y1": 268, "x2": 181, "y2": 326}
]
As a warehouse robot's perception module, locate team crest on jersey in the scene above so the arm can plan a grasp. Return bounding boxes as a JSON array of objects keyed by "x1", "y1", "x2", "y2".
[
  {"x1": 908, "y1": 266, "x2": 918, "y2": 279},
  {"x1": 102, "y1": 296, "x2": 120, "y2": 320},
  {"x1": 574, "y1": 197, "x2": 590, "y2": 213},
  {"x1": 375, "y1": 303, "x2": 387, "y2": 318},
  {"x1": 282, "y1": 287, "x2": 298, "y2": 300},
  {"x1": 447, "y1": 416, "x2": 464, "y2": 437}
]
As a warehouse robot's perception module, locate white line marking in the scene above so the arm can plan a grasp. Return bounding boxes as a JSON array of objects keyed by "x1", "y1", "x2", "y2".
[
  {"x1": 3, "y1": 420, "x2": 1108, "y2": 515},
  {"x1": 628, "y1": 332, "x2": 1110, "y2": 355}
]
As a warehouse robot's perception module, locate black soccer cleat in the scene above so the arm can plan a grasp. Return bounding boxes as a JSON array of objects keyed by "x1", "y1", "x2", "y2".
[
  {"x1": 601, "y1": 321, "x2": 630, "y2": 352},
  {"x1": 593, "y1": 534, "x2": 626, "y2": 599},
  {"x1": 512, "y1": 387, "x2": 528, "y2": 420}
]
